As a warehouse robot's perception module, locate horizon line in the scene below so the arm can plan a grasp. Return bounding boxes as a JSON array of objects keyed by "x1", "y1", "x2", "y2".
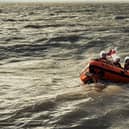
[
  {"x1": 1, "y1": 1, "x2": 129, "y2": 3},
  {"x1": 1, "y1": 0, "x2": 129, "y2": 3}
]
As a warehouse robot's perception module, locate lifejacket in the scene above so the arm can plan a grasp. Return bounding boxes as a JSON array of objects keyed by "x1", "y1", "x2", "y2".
[
  {"x1": 113, "y1": 62, "x2": 122, "y2": 68},
  {"x1": 97, "y1": 58, "x2": 107, "y2": 63},
  {"x1": 97, "y1": 58, "x2": 112, "y2": 65}
]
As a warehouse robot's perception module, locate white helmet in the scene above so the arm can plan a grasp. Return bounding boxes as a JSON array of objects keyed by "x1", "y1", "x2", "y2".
[
  {"x1": 113, "y1": 56, "x2": 120, "y2": 62},
  {"x1": 100, "y1": 51, "x2": 106, "y2": 58},
  {"x1": 124, "y1": 56, "x2": 129, "y2": 63}
]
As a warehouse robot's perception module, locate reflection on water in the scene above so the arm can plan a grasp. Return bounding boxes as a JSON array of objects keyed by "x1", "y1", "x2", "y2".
[{"x1": 0, "y1": 3, "x2": 129, "y2": 129}]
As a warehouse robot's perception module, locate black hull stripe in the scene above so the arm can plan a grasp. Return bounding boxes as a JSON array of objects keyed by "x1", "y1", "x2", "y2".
[{"x1": 90, "y1": 65, "x2": 129, "y2": 79}]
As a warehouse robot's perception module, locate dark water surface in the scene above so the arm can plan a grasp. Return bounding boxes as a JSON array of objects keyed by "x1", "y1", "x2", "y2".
[{"x1": 0, "y1": 3, "x2": 129, "y2": 129}]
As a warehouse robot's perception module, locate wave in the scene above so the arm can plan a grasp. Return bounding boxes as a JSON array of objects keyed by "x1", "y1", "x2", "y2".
[{"x1": 0, "y1": 3, "x2": 129, "y2": 129}]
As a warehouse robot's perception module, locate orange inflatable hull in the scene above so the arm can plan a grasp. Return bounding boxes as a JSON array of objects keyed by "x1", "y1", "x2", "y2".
[{"x1": 80, "y1": 59, "x2": 129, "y2": 84}]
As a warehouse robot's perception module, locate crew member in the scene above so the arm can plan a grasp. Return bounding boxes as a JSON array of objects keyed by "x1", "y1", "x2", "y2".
[
  {"x1": 99, "y1": 51, "x2": 107, "y2": 61},
  {"x1": 113, "y1": 56, "x2": 122, "y2": 68},
  {"x1": 124, "y1": 56, "x2": 129, "y2": 70}
]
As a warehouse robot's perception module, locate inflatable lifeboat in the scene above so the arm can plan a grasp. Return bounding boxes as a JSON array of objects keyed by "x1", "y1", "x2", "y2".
[{"x1": 80, "y1": 59, "x2": 129, "y2": 84}]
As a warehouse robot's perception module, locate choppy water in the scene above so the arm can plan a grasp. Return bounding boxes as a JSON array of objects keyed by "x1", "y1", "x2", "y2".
[{"x1": 0, "y1": 3, "x2": 129, "y2": 129}]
